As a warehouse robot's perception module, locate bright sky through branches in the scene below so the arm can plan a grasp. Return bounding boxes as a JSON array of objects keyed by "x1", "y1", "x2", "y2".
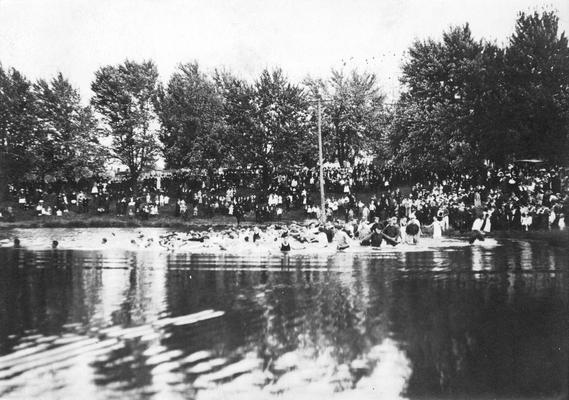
[{"x1": 0, "y1": 0, "x2": 567, "y2": 101}]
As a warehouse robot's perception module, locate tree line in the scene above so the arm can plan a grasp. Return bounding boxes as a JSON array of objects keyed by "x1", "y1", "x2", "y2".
[{"x1": 1, "y1": 10, "x2": 568, "y2": 199}]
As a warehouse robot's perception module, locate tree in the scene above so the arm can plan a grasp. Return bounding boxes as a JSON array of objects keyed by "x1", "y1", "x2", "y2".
[
  {"x1": 305, "y1": 69, "x2": 386, "y2": 165},
  {"x1": 389, "y1": 25, "x2": 505, "y2": 173},
  {"x1": 0, "y1": 65, "x2": 40, "y2": 200},
  {"x1": 504, "y1": 10, "x2": 569, "y2": 163},
  {"x1": 91, "y1": 60, "x2": 161, "y2": 192},
  {"x1": 34, "y1": 73, "x2": 106, "y2": 184},
  {"x1": 217, "y1": 69, "x2": 315, "y2": 188},
  {"x1": 155, "y1": 63, "x2": 226, "y2": 170}
]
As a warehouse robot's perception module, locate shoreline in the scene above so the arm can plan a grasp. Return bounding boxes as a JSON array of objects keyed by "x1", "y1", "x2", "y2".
[
  {"x1": 0, "y1": 215, "x2": 310, "y2": 231},
  {"x1": 1, "y1": 215, "x2": 567, "y2": 248}
]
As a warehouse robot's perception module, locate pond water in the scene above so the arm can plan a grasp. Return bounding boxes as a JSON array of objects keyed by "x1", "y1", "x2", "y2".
[{"x1": 0, "y1": 228, "x2": 567, "y2": 400}]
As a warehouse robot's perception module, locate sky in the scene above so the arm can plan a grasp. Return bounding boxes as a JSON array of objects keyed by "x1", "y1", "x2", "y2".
[{"x1": 0, "y1": 0, "x2": 568, "y2": 101}]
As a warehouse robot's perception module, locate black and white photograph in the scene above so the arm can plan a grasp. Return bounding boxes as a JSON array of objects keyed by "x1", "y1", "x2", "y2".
[{"x1": 0, "y1": 0, "x2": 568, "y2": 399}]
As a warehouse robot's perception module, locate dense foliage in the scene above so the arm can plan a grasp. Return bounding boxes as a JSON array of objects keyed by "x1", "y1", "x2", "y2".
[
  {"x1": 0, "y1": 66, "x2": 39, "y2": 200},
  {"x1": 0, "y1": 67, "x2": 106, "y2": 200},
  {"x1": 0, "y1": 10, "x2": 567, "y2": 196},
  {"x1": 305, "y1": 70, "x2": 386, "y2": 165},
  {"x1": 503, "y1": 11, "x2": 569, "y2": 163},
  {"x1": 35, "y1": 73, "x2": 106, "y2": 183},
  {"x1": 389, "y1": 11, "x2": 569, "y2": 173},
  {"x1": 155, "y1": 63, "x2": 226, "y2": 170},
  {"x1": 91, "y1": 60, "x2": 161, "y2": 190}
]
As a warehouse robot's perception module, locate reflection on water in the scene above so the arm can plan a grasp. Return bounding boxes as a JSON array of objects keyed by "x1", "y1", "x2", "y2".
[{"x1": 0, "y1": 230, "x2": 567, "y2": 399}]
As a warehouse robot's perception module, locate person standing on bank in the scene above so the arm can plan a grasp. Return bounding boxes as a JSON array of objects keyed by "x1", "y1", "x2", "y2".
[{"x1": 234, "y1": 203, "x2": 244, "y2": 226}]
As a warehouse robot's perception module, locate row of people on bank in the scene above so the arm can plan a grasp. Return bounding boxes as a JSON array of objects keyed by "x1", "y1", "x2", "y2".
[{"x1": 3, "y1": 164, "x2": 567, "y2": 234}]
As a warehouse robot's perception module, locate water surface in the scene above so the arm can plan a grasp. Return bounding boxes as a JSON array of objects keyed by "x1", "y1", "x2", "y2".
[{"x1": 0, "y1": 228, "x2": 567, "y2": 399}]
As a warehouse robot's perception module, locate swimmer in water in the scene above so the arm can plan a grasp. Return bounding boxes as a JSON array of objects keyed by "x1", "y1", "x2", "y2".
[
  {"x1": 102, "y1": 238, "x2": 108, "y2": 245},
  {"x1": 252, "y1": 226, "x2": 261, "y2": 243},
  {"x1": 52, "y1": 240, "x2": 59, "y2": 249},
  {"x1": 280, "y1": 236, "x2": 291, "y2": 252}
]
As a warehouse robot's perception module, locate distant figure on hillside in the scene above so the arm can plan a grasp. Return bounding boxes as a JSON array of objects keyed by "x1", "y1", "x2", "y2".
[{"x1": 234, "y1": 204, "x2": 244, "y2": 226}]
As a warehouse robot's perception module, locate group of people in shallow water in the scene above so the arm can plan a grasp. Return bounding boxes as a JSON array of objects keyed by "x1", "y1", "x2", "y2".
[
  {"x1": 0, "y1": 208, "x2": 495, "y2": 253},
  {"x1": 132, "y1": 211, "x2": 491, "y2": 253},
  {"x1": 2, "y1": 208, "x2": 496, "y2": 253}
]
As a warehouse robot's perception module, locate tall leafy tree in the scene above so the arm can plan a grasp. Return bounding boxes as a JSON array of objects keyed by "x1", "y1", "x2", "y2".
[
  {"x1": 155, "y1": 63, "x2": 226, "y2": 170},
  {"x1": 504, "y1": 10, "x2": 569, "y2": 163},
  {"x1": 305, "y1": 70, "x2": 386, "y2": 165},
  {"x1": 390, "y1": 25, "x2": 505, "y2": 172},
  {"x1": 91, "y1": 60, "x2": 161, "y2": 192},
  {"x1": 217, "y1": 69, "x2": 314, "y2": 187},
  {"x1": 0, "y1": 65, "x2": 40, "y2": 200},
  {"x1": 34, "y1": 73, "x2": 106, "y2": 183}
]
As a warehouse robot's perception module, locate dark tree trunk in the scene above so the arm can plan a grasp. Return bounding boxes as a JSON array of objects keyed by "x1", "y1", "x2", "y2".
[
  {"x1": 129, "y1": 169, "x2": 140, "y2": 197},
  {"x1": 0, "y1": 153, "x2": 9, "y2": 202},
  {"x1": 0, "y1": 174, "x2": 7, "y2": 202}
]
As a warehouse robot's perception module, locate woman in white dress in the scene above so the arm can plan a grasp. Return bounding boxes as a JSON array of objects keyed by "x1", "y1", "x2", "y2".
[{"x1": 426, "y1": 216, "x2": 443, "y2": 239}]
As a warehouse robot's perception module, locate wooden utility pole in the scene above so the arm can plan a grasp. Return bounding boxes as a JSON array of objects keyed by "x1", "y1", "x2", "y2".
[{"x1": 318, "y1": 98, "x2": 326, "y2": 223}]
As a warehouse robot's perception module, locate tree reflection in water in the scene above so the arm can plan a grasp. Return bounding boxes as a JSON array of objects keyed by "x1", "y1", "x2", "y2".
[{"x1": 0, "y1": 238, "x2": 567, "y2": 399}]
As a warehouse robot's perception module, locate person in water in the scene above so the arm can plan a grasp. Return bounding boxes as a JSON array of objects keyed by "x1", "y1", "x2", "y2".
[
  {"x1": 382, "y1": 217, "x2": 402, "y2": 246},
  {"x1": 318, "y1": 223, "x2": 336, "y2": 244},
  {"x1": 334, "y1": 225, "x2": 351, "y2": 251},
  {"x1": 469, "y1": 209, "x2": 491, "y2": 244},
  {"x1": 52, "y1": 240, "x2": 59, "y2": 249},
  {"x1": 280, "y1": 235, "x2": 291, "y2": 252},
  {"x1": 252, "y1": 226, "x2": 261, "y2": 243},
  {"x1": 360, "y1": 217, "x2": 384, "y2": 247},
  {"x1": 425, "y1": 216, "x2": 443, "y2": 239},
  {"x1": 405, "y1": 214, "x2": 421, "y2": 244}
]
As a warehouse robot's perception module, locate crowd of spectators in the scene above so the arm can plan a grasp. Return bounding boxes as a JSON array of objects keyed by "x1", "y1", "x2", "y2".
[
  {"x1": 2, "y1": 162, "x2": 567, "y2": 232},
  {"x1": 337, "y1": 164, "x2": 568, "y2": 233}
]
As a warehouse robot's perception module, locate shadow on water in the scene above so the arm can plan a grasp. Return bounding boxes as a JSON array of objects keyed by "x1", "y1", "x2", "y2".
[{"x1": 0, "y1": 234, "x2": 567, "y2": 399}]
